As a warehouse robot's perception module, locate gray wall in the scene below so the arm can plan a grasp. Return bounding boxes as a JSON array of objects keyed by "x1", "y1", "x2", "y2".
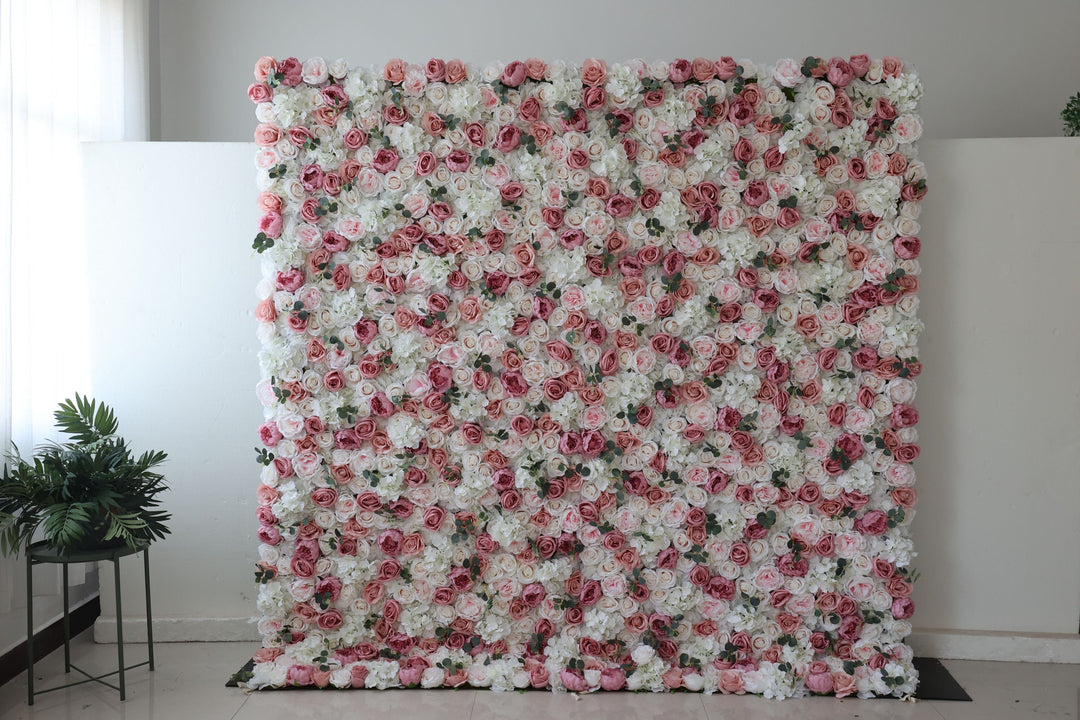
[{"x1": 153, "y1": 0, "x2": 1080, "y2": 142}]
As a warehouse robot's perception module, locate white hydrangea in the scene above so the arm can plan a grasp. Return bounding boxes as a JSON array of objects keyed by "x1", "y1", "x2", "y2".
[
  {"x1": 789, "y1": 171, "x2": 826, "y2": 206},
  {"x1": 838, "y1": 460, "x2": 874, "y2": 495},
  {"x1": 605, "y1": 64, "x2": 642, "y2": 106},
  {"x1": 539, "y1": 245, "x2": 587, "y2": 285},
  {"x1": 778, "y1": 116, "x2": 811, "y2": 154},
  {"x1": 831, "y1": 118, "x2": 870, "y2": 158},
  {"x1": 882, "y1": 318, "x2": 923, "y2": 351},
  {"x1": 270, "y1": 88, "x2": 307, "y2": 128},
  {"x1": 386, "y1": 413, "x2": 424, "y2": 449},
  {"x1": 372, "y1": 468, "x2": 404, "y2": 502},
  {"x1": 259, "y1": 337, "x2": 303, "y2": 377},
  {"x1": 718, "y1": 229, "x2": 758, "y2": 266},
  {"x1": 257, "y1": 581, "x2": 289, "y2": 616},
  {"x1": 544, "y1": 75, "x2": 580, "y2": 108},
  {"x1": 476, "y1": 612, "x2": 512, "y2": 643},
  {"x1": 694, "y1": 135, "x2": 733, "y2": 166},
  {"x1": 451, "y1": 389, "x2": 485, "y2": 421},
  {"x1": 583, "y1": 605, "x2": 623, "y2": 638},
  {"x1": 859, "y1": 176, "x2": 902, "y2": 218},
  {"x1": 365, "y1": 660, "x2": 401, "y2": 689},
  {"x1": 387, "y1": 122, "x2": 426, "y2": 156},
  {"x1": 582, "y1": 277, "x2": 618, "y2": 315},
  {"x1": 271, "y1": 483, "x2": 307, "y2": 523},
  {"x1": 885, "y1": 74, "x2": 923, "y2": 113},
  {"x1": 670, "y1": 295, "x2": 710, "y2": 338},
  {"x1": 656, "y1": 95, "x2": 695, "y2": 130},
  {"x1": 398, "y1": 605, "x2": 432, "y2": 638},
  {"x1": 510, "y1": 151, "x2": 548, "y2": 184},
  {"x1": 446, "y1": 83, "x2": 482, "y2": 117},
  {"x1": 486, "y1": 658, "x2": 527, "y2": 692},
  {"x1": 454, "y1": 185, "x2": 500, "y2": 221},
  {"x1": 488, "y1": 512, "x2": 524, "y2": 547},
  {"x1": 880, "y1": 531, "x2": 916, "y2": 567},
  {"x1": 485, "y1": 301, "x2": 516, "y2": 339},
  {"x1": 590, "y1": 144, "x2": 630, "y2": 181},
  {"x1": 655, "y1": 190, "x2": 688, "y2": 230},
  {"x1": 343, "y1": 69, "x2": 382, "y2": 113},
  {"x1": 414, "y1": 254, "x2": 454, "y2": 288},
  {"x1": 549, "y1": 394, "x2": 582, "y2": 428},
  {"x1": 454, "y1": 463, "x2": 490, "y2": 504},
  {"x1": 720, "y1": 371, "x2": 759, "y2": 409}
]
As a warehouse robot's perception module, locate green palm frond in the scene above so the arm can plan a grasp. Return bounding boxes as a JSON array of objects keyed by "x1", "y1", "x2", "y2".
[
  {"x1": 53, "y1": 394, "x2": 118, "y2": 445},
  {"x1": 42, "y1": 503, "x2": 93, "y2": 549}
]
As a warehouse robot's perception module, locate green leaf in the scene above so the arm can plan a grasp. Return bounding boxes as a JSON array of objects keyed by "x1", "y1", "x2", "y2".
[{"x1": 53, "y1": 394, "x2": 118, "y2": 445}]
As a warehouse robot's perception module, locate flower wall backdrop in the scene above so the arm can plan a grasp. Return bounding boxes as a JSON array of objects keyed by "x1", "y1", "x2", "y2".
[{"x1": 247, "y1": 54, "x2": 925, "y2": 698}]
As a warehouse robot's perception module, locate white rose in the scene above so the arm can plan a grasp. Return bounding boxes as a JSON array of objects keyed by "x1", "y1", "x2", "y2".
[{"x1": 301, "y1": 57, "x2": 328, "y2": 85}]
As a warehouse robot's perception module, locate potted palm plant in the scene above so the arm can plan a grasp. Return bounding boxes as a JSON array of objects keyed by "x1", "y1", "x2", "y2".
[
  {"x1": 0, "y1": 395, "x2": 171, "y2": 555},
  {"x1": 1064, "y1": 92, "x2": 1080, "y2": 137}
]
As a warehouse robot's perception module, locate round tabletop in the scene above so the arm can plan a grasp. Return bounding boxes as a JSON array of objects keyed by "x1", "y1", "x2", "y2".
[{"x1": 27, "y1": 539, "x2": 148, "y2": 564}]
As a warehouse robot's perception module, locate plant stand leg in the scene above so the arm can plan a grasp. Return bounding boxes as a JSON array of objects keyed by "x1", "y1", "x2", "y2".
[
  {"x1": 114, "y1": 556, "x2": 125, "y2": 701},
  {"x1": 26, "y1": 552, "x2": 33, "y2": 706},
  {"x1": 63, "y1": 562, "x2": 70, "y2": 672},
  {"x1": 144, "y1": 548, "x2": 154, "y2": 671}
]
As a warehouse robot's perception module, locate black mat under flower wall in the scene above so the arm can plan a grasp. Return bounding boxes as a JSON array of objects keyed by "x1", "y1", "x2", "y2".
[{"x1": 227, "y1": 656, "x2": 971, "y2": 701}]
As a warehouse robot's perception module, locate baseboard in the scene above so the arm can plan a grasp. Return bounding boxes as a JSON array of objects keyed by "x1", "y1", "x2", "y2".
[
  {"x1": 910, "y1": 628, "x2": 1080, "y2": 663},
  {"x1": 93, "y1": 615, "x2": 259, "y2": 643},
  {"x1": 0, "y1": 596, "x2": 101, "y2": 688},
  {"x1": 90, "y1": 617, "x2": 1080, "y2": 664}
]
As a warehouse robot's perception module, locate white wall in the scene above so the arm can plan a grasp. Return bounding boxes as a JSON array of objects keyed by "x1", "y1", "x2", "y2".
[
  {"x1": 84, "y1": 139, "x2": 1080, "y2": 654},
  {"x1": 913, "y1": 138, "x2": 1080, "y2": 635},
  {"x1": 84, "y1": 143, "x2": 262, "y2": 642},
  {"x1": 152, "y1": 0, "x2": 1080, "y2": 143}
]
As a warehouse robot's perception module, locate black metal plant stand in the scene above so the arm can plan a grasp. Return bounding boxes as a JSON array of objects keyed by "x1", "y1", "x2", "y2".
[{"x1": 25, "y1": 540, "x2": 155, "y2": 705}]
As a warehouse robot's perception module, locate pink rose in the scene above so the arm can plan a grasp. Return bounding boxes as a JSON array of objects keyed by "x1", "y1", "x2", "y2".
[
  {"x1": 833, "y1": 671, "x2": 857, "y2": 698},
  {"x1": 590, "y1": 666, "x2": 622, "y2": 691},
  {"x1": 605, "y1": 194, "x2": 635, "y2": 218},
  {"x1": 894, "y1": 235, "x2": 921, "y2": 259},
  {"x1": 849, "y1": 54, "x2": 871, "y2": 77},
  {"x1": 495, "y1": 124, "x2": 521, "y2": 153},
  {"x1": 286, "y1": 664, "x2": 314, "y2": 686},
  {"x1": 317, "y1": 609, "x2": 343, "y2": 630},
  {"x1": 349, "y1": 664, "x2": 369, "y2": 687},
  {"x1": 891, "y1": 403, "x2": 919, "y2": 428},
  {"x1": 581, "y1": 58, "x2": 607, "y2": 86},
  {"x1": 258, "y1": 212, "x2": 282, "y2": 239},
  {"x1": 892, "y1": 596, "x2": 915, "y2": 619},
  {"x1": 806, "y1": 662, "x2": 834, "y2": 693},
  {"x1": 827, "y1": 57, "x2": 854, "y2": 87},
  {"x1": 718, "y1": 669, "x2": 745, "y2": 694},
  {"x1": 376, "y1": 529, "x2": 403, "y2": 555},
  {"x1": 501, "y1": 60, "x2": 527, "y2": 87},
  {"x1": 278, "y1": 57, "x2": 302, "y2": 87},
  {"x1": 560, "y1": 669, "x2": 589, "y2": 692},
  {"x1": 372, "y1": 148, "x2": 400, "y2": 173},
  {"x1": 668, "y1": 58, "x2": 692, "y2": 83},
  {"x1": 856, "y1": 509, "x2": 888, "y2": 536},
  {"x1": 258, "y1": 422, "x2": 283, "y2": 447},
  {"x1": 248, "y1": 83, "x2": 272, "y2": 104},
  {"x1": 311, "y1": 487, "x2": 338, "y2": 508}
]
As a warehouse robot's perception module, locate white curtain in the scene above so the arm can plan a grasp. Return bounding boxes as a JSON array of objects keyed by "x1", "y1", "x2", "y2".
[{"x1": 0, "y1": 0, "x2": 148, "y2": 618}]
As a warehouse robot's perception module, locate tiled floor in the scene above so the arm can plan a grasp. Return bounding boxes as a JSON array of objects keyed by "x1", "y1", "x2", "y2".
[{"x1": 0, "y1": 631, "x2": 1076, "y2": 719}]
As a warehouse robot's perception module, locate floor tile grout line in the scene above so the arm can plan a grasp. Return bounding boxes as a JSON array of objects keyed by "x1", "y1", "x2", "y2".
[
  {"x1": 927, "y1": 698, "x2": 951, "y2": 720},
  {"x1": 698, "y1": 691, "x2": 709, "y2": 720},
  {"x1": 229, "y1": 692, "x2": 252, "y2": 720}
]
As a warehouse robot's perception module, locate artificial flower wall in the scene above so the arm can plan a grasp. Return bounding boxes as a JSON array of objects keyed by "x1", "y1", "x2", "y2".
[{"x1": 248, "y1": 54, "x2": 925, "y2": 698}]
